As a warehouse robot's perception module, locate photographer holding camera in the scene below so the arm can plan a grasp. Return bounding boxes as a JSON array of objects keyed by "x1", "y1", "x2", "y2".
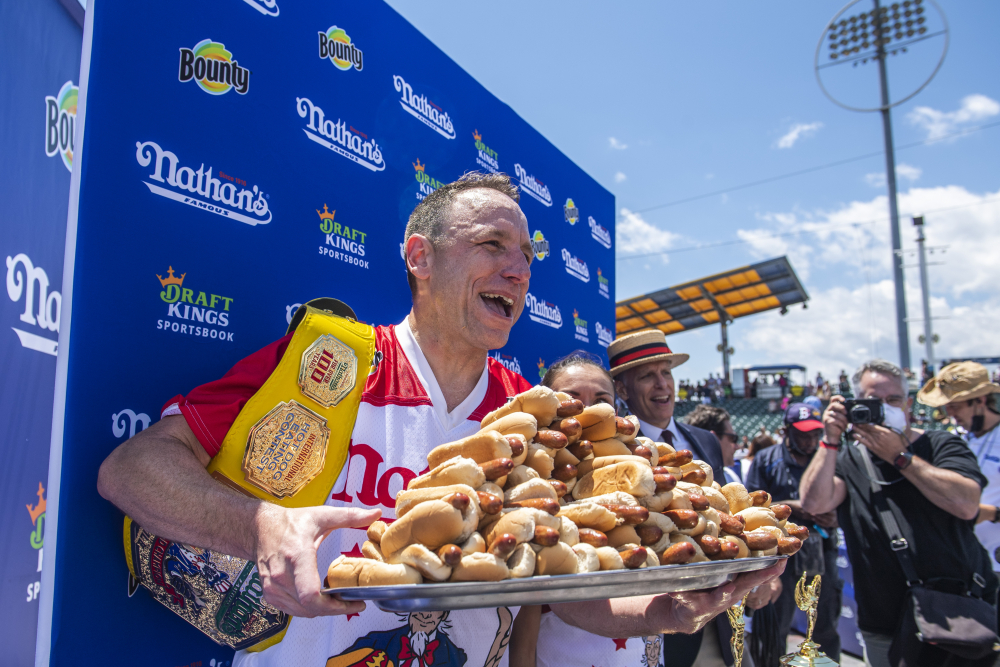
[{"x1": 799, "y1": 359, "x2": 998, "y2": 667}]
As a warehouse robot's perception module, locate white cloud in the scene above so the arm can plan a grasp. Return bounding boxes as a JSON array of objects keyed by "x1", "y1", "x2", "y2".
[
  {"x1": 608, "y1": 137, "x2": 628, "y2": 150},
  {"x1": 864, "y1": 163, "x2": 922, "y2": 188},
  {"x1": 614, "y1": 171, "x2": 627, "y2": 183},
  {"x1": 617, "y1": 207, "x2": 682, "y2": 258},
  {"x1": 908, "y1": 94, "x2": 1000, "y2": 141},
  {"x1": 775, "y1": 122, "x2": 823, "y2": 149}
]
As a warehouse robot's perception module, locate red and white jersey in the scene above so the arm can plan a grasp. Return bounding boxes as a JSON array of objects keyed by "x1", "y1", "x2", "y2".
[
  {"x1": 538, "y1": 609, "x2": 664, "y2": 667},
  {"x1": 167, "y1": 319, "x2": 531, "y2": 667}
]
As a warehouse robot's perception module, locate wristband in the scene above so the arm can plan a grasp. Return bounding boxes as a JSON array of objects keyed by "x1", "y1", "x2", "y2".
[
  {"x1": 820, "y1": 439, "x2": 840, "y2": 450},
  {"x1": 992, "y1": 506, "x2": 1000, "y2": 524}
]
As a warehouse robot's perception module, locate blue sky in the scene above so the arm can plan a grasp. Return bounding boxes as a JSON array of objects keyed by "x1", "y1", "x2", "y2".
[{"x1": 385, "y1": 0, "x2": 1000, "y2": 384}]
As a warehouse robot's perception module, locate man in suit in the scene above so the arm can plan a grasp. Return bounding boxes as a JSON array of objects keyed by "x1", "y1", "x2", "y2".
[{"x1": 608, "y1": 330, "x2": 732, "y2": 667}]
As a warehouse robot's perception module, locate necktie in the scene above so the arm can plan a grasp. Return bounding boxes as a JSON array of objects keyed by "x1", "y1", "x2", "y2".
[{"x1": 660, "y1": 429, "x2": 674, "y2": 447}]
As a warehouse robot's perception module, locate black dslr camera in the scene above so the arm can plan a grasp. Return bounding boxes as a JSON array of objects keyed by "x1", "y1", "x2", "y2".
[{"x1": 844, "y1": 398, "x2": 884, "y2": 425}]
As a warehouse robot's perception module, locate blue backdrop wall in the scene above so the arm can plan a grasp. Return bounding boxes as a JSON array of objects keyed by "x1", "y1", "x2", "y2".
[{"x1": 37, "y1": 0, "x2": 615, "y2": 664}]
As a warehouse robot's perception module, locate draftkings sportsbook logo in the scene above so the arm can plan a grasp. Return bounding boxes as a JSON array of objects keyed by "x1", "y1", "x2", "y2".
[
  {"x1": 393, "y1": 75, "x2": 455, "y2": 139},
  {"x1": 413, "y1": 158, "x2": 444, "y2": 202},
  {"x1": 525, "y1": 292, "x2": 562, "y2": 329},
  {"x1": 297, "y1": 97, "x2": 384, "y2": 172},
  {"x1": 135, "y1": 140, "x2": 271, "y2": 226},
  {"x1": 45, "y1": 81, "x2": 77, "y2": 172},
  {"x1": 317, "y1": 204, "x2": 368, "y2": 269},
  {"x1": 537, "y1": 358, "x2": 548, "y2": 381},
  {"x1": 589, "y1": 215, "x2": 612, "y2": 249},
  {"x1": 597, "y1": 267, "x2": 610, "y2": 298},
  {"x1": 596, "y1": 320, "x2": 614, "y2": 347},
  {"x1": 573, "y1": 309, "x2": 589, "y2": 343},
  {"x1": 563, "y1": 198, "x2": 579, "y2": 225},
  {"x1": 157, "y1": 266, "x2": 234, "y2": 342},
  {"x1": 530, "y1": 231, "x2": 550, "y2": 261},
  {"x1": 491, "y1": 352, "x2": 522, "y2": 375},
  {"x1": 26, "y1": 483, "x2": 46, "y2": 603},
  {"x1": 514, "y1": 163, "x2": 552, "y2": 207},
  {"x1": 318, "y1": 26, "x2": 363, "y2": 71},
  {"x1": 178, "y1": 40, "x2": 251, "y2": 95},
  {"x1": 561, "y1": 248, "x2": 589, "y2": 282},
  {"x1": 473, "y1": 129, "x2": 499, "y2": 174}
]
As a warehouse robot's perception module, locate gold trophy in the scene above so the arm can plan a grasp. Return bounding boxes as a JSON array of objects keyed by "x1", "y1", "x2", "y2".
[
  {"x1": 780, "y1": 573, "x2": 839, "y2": 666},
  {"x1": 726, "y1": 594, "x2": 749, "y2": 667}
]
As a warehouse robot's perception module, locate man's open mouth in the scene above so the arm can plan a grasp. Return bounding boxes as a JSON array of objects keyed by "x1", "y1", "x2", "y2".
[{"x1": 481, "y1": 293, "x2": 513, "y2": 318}]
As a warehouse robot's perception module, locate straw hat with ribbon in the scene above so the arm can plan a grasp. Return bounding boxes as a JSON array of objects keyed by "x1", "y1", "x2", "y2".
[
  {"x1": 607, "y1": 330, "x2": 689, "y2": 378},
  {"x1": 917, "y1": 361, "x2": 1000, "y2": 407}
]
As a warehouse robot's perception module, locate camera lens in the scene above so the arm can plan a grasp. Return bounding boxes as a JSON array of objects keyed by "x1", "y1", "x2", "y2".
[{"x1": 850, "y1": 404, "x2": 871, "y2": 424}]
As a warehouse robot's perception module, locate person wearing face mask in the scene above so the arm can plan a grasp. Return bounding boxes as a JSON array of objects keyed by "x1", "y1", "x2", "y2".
[{"x1": 800, "y1": 359, "x2": 997, "y2": 667}]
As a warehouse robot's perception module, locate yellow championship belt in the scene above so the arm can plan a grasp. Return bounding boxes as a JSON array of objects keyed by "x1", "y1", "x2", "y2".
[{"x1": 124, "y1": 300, "x2": 375, "y2": 651}]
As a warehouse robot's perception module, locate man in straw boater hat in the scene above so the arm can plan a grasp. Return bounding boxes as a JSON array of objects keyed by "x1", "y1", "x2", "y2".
[
  {"x1": 608, "y1": 330, "x2": 732, "y2": 667},
  {"x1": 919, "y1": 361, "x2": 1000, "y2": 582}
]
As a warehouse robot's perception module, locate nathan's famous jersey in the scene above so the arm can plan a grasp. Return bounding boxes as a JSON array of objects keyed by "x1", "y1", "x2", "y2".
[
  {"x1": 165, "y1": 320, "x2": 532, "y2": 667},
  {"x1": 537, "y1": 608, "x2": 664, "y2": 667}
]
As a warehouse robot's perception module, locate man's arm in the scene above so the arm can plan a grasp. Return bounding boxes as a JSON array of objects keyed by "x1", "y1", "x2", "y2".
[
  {"x1": 97, "y1": 415, "x2": 380, "y2": 617},
  {"x1": 551, "y1": 561, "x2": 784, "y2": 637},
  {"x1": 800, "y1": 397, "x2": 848, "y2": 515}
]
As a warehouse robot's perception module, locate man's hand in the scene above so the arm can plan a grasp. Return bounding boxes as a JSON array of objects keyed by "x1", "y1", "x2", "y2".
[
  {"x1": 823, "y1": 396, "x2": 848, "y2": 444},
  {"x1": 664, "y1": 560, "x2": 787, "y2": 634},
  {"x1": 853, "y1": 423, "x2": 908, "y2": 464},
  {"x1": 254, "y1": 504, "x2": 381, "y2": 618},
  {"x1": 745, "y1": 577, "x2": 783, "y2": 610}
]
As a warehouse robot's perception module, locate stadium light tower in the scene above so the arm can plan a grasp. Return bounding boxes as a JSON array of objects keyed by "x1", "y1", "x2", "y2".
[{"x1": 814, "y1": 0, "x2": 948, "y2": 372}]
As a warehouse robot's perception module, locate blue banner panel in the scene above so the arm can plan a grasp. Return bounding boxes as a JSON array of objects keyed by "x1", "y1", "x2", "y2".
[
  {"x1": 40, "y1": 1, "x2": 614, "y2": 664},
  {"x1": 0, "y1": 1, "x2": 81, "y2": 664}
]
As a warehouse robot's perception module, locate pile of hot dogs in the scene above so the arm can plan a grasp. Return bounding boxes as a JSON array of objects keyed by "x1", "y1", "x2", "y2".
[{"x1": 326, "y1": 386, "x2": 807, "y2": 588}]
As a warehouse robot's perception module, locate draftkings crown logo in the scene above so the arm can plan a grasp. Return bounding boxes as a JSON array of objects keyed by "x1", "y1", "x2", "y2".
[
  {"x1": 537, "y1": 357, "x2": 548, "y2": 381},
  {"x1": 156, "y1": 266, "x2": 234, "y2": 341},
  {"x1": 573, "y1": 308, "x2": 589, "y2": 343},
  {"x1": 319, "y1": 26, "x2": 363, "y2": 71},
  {"x1": 413, "y1": 158, "x2": 445, "y2": 202},
  {"x1": 473, "y1": 129, "x2": 499, "y2": 174},
  {"x1": 178, "y1": 40, "x2": 251, "y2": 95},
  {"x1": 597, "y1": 267, "x2": 610, "y2": 298},
  {"x1": 317, "y1": 204, "x2": 368, "y2": 269}
]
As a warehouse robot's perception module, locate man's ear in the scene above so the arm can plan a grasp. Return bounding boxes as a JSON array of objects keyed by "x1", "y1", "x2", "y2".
[
  {"x1": 614, "y1": 378, "x2": 628, "y2": 402},
  {"x1": 405, "y1": 234, "x2": 434, "y2": 283}
]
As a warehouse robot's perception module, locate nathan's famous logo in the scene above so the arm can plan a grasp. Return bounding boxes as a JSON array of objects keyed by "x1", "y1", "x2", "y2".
[
  {"x1": 597, "y1": 267, "x2": 610, "y2": 298},
  {"x1": 595, "y1": 321, "x2": 614, "y2": 347},
  {"x1": 491, "y1": 352, "x2": 522, "y2": 375},
  {"x1": 413, "y1": 158, "x2": 445, "y2": 202},
  {"x1": 561, "y1": 248, "x2": 589, "y2": 282},
  {"x1": 45, "y1": 81, "x2": 77, "y2": 172},
  {"x1": 530, "y1": 231, "x2": 550, "y2": 261},
  {"x1": 157, "y1": 266, "x2": 234, "y2": 341},
  {"x1": 296, "y1": 97, "x2": 384, "y2": 172},
  {"x1": 178, "y1": 39, "x2": 251, "y2": 96},
  {"x1": 563, "y1": 198, "x2": 579, "y2": 225},
  {"x1": 135, "y1": 140, "x2": 271, "y2": 226},
  {"x1": 241, "y1": 0, "x2": 278, "y2": 16},
  {"x1": 6, "y1": 253, "x2": 60, "y2": 356},
  {"x1": 573, "y1": 309, "x2": 589, "y2": 343},
  {"x1": 537, "y1": 358, "x2": 548, "y2": 381},
  {"x1": 26, "y1": 483, "x2": 46, "y2": 602},
  {"x1": 318, "y1": 26, "x2": 363, "y2": 71},
  {"x1": 589, "y1": 215, "x2": 612, "y2": 249},
  {"x1": 393, "y1": 75, "x2": 455, "y2": 139},
  {"x1": 317, "y1": 204, "x2": 369, "y2": 269},
  {"x1": 524, "y1": 292, "x2": 562, "y2": 329},
  {"x1": 473, "y1": 129, "x2": 499, "y2": 174},
  {"x1": 514, "y1": 163, "x2": 553, "y2": 207}
]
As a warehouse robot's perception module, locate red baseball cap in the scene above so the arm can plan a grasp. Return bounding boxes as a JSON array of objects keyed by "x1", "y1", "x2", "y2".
[{"x1": 785, "y1": 403, "x2": 823, "y2": 431}]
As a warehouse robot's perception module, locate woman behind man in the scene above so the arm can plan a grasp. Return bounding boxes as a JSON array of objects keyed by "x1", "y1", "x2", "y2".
[{"x1": 508, "y1": 351, "x2": 665, "y2": 667}]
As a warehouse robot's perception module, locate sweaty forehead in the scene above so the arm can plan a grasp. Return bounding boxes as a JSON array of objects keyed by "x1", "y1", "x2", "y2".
[{"x1": 446, "y1": 189, "x2": 528, "y2": 236}]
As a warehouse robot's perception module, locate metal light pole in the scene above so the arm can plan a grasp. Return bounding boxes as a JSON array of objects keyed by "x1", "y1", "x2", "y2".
[{"x1": 913, "y1": 216, "x2": 935, "y2": 371}]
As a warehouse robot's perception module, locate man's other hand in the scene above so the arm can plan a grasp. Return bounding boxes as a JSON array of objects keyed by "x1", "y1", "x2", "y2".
[
  {"x1": 854, "y1": 423, "x2": 908, "y2": 464},
  {"x1": 823, "y1": 396, "x2": 848, "y2": 444},
  {"x1": 255, "y1": 504, "x2": 381, "y2": 618}
]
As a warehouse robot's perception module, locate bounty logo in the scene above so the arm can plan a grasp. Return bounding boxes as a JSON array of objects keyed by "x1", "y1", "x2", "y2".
[
  {"x1": 156, "y1": 266, "x2": 234, "y2": 342},
  {"x1": 597, "y1": 267, "x2": 610, "y2": 298},
  {"x1": 573, "y1": 309, "x2": 589, "y2": 343},
  {"x1": 473, "y1": 129, "x2": 499, "y2": 174},
  {"x1": 514, "y1": 163, "x2": 553, "y2": 207},
  {"x1": 318, "y1": 26, "x2": 363, "y2": 71},
  {"x1": 297, "y1": 97, "x2": 384, "y2": 172},
  {"x1": 136, "y1": 140, "x2": 271, "y2": 226},
  {"x1": 561, "y1": 248, "x2": 589, "y2": 282},
  {"x1": 525, "y1": 292, "x2": 562, "y2": 329},
  {"x1": 393, "y1": 75, "x2": 455, "y2": 139},
  {"x1": 595, "y1": 321, "x2": 614, "y2": 347},
  {"x1": 317, "y1": 204, "x2": 368, "y2": 269},
  {"x1": 589, "y1": 215, "x2": 612, "y2": 249},
  {"x1": 563, "y1": 198, "x2": 579, "y2": 225},
  {"x1": 241, "y1": 0, "x2": 279, "y2": 16},
  {"x1": 178, "y1": 40, "x2": 251, "y2": 95},
  {"x1": 413, "y1": 159, "x2": 445, "y2": 202},
  {"x1": 530, "y1": 231, "x2": 550, "y2": 261},
  {"x1": 45, "y1": 81, "x2": 78, "y2": 172},
  {"x1": 491, "y1": 352, "x2": 522, "y2": 375}
]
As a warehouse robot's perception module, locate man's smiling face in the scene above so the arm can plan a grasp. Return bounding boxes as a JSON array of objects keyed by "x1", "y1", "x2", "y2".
[{"x1": 616, "y1": 360, "x2": 676, "y2": 429}]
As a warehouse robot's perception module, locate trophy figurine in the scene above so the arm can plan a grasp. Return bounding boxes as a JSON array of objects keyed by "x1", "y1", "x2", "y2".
[
  {"x1": 780, "y1": 572, "x2": 839, "y2": 666},
  {"x1": 726, "y1": 594, "x2": 749, "y2": 667}
]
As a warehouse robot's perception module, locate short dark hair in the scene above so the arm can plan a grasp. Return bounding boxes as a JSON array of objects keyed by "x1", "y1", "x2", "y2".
[
  {"x1": 403, "y1": 171, "x2": 520, "y2": 294},
  {"x1": 541, "y1": 350, "x2": 614, "y2": 395},
  {"x1": 685, "y1": 405, "x2": 731, "y2": 439},
  {"x1": 748, "y1": 433, "x2": 776, "y2": 457}
]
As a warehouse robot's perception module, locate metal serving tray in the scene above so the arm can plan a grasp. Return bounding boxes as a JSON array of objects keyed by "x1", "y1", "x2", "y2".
[{"x1": 323, "y1": 556, "x2": 784, "y2": 612}]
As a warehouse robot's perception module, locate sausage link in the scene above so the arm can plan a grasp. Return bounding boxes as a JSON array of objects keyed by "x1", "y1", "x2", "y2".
[
  {"x1": 443, "y1": 492, "x2": 470, "y2": 511},
  {"x1": 635, "y1": 524, "x2": 664, "y2": 546},
  {"x1": 672, "y1": 450, "x2": 695, "y2": 467},
  {"x1": 688, "y1": 493, "x2": 710, "y2": 512},
  {"x1": 437, "y1": 544, "x2": 462, "y2": 567},
  {"x1": 620, "y1": 547, "x2": 648, "y2": 569},
  {"x1": 567, "y1": 440, "x2": 593, "y2": 459},
  {"x1": 654, "y1": 474, "x2": 677, "y2": 492},
  {"x1": 770, "y1": 504, "x2": 792, "y2": 521},
  {"x1": 605, "y1": 505, "x2": 650, "y2": 525},
  {"x1": 487, "y1": 533, "x2": 518, "y2": 558},
  {"x1": 664, "y1": 509, "x2": 699, "y2": 530},
  {"x1": 694, "y1": 534, "x2": 721, "y2": 556},
  {"x1": 615, "y1": 416, "x2": 637, "y2": 437},
  {"x1": 532, "y1": 526, "x2": 560, "y2": 547},
  {"x1": 717, "y1": 512, "x2": 746, "y2": 536},
  {"x1": 534, "y1": 429, "x2": 568, "y2": 449},
  {"x1": 504, "y1": 498, "x2": 560, "y2": 515},
  {"x1": 578, "y1": 528, "x2": 609, "y2": 548},
  {"x1": 778, "y1": 536, "x2": 803, "y2": 555},
  {"x1": 681, "y1": 469, "x2": 707, "y2": 485},
  {"x1": 554, "y1": 417, "x2": 582, "y2": 441},
  {"x1": 557, "y1": 399, "x2": 585, "y2": 418},
  {"x1": 547, "y1": 480, "x2": 568, "y2": 497},
  {"x1": 476, "y1": 491, "x2": 502, "y2": 515},
  {"x1": 659, "y1": 541, "x2": 697, "y2": 565},
  {"x1": 481, "y1": 458, "x2": 514, "y2": 480},
  {"x1": 749, "y1": 490, "x2": 772, "y2": 507},
  {"x1": 742, "y1": 530, "x2": 778, "y2": 551},
  {"x1": 651, "y1": 466, "x2": 671, "y2": 476},
  {"x1": 711, "y1": 539, "x2": 740, "y2": 560},
  {"x1": 551, "y1": 464, "x2": 578, "y2": 482},
  {"x1": 784, "y1": 523, "x2": 809, "y2": 541},
  {"x1": 632, "y1": 445, "x2": 653, "y2": 461},
  {"x1": 504, "y1": 435, "x2": 525, "y2": 457}
]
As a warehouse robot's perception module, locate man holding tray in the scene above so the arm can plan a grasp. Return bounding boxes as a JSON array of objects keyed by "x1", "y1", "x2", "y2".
[{"x1": 98, "y1": 172, "x2": 783, "y2": 667}]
